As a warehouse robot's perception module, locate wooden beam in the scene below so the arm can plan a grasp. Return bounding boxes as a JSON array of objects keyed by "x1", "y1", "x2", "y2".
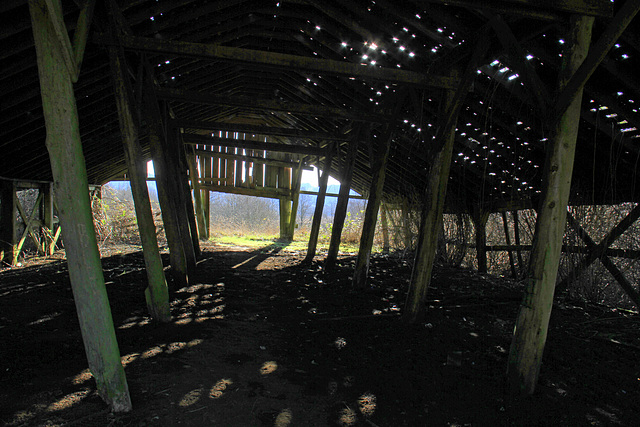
[
  {"x1": 43, "y1": 0, "x2": 79, "y2": 81},
  {"x1": 109, "y1": 44, "x2": 171, "y2": 322},
  {"x1": 95, "y1": 33, "x2": 460, "y2": 89},
  {"x1": 174, "y1": 119, "x2": 349, "y2": 141},
  {"x1": 200, "y1": 183, "x2": 292, "y2": 199},
  {"x1": 156, "y1": 87, "x2": 387, "y2": 122},
  {"x1": 71, "y1": 0, "x2": 96, "y2": 75},
  {"x1": 414, "y1": 0, "x2": 612, "y2": 18},
  {"x1": 184, "y1": 134, "x2": 326, "y2": 156},
  {"x1": 30, "y1": 0, "x2": 131, "y2": 411},
  {"x1": 554, "y1": 0, "x2": 640, "y2": 118},
  {"x1": 508, "y1": 15, "x2": 594, "y2": 396}
]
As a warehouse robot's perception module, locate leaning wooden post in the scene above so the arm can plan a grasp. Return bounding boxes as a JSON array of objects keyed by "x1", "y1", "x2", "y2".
[
  {"x1": 287, "y1": 159, "x2": 304, "y2": 240},
  {"x1": 304, "y1": 146, "x2": 334, "y2": 263},
  {"x1": 187, "y1": 147, "x2": 208, "y2": 240},
  {"x1": 109, "y1": 46, "x2": 170, "y2": 323},
  {"x1": 502, "y1": 211, "x2": 517, "y2": 278},
  {"x1": 0, "y1": 180, "x2": 17, "y2": 265},
  {"x1": 381, "y1": 201, "x2": 390, "y2": 254},
  {"x1": 29, "y1": 0, "x2": 131, "y2": 411},
  {"x1": 352, "y1": 90, "x2": 407, "y2": 289},
  {"x1": 512, "y1": 210, "x2": 524, "y2": 274},
  {"x1": 325, "y1": 132, "x2": 361, "y2": 270},
  {"x1": 144, "y1": 91, "x2": 189, "y2": 287},
  {"x1": 403, "y1": 77, "x2": 460, "y2": 323},
  {"x1": 473, "y1": 209, "x2": 489, "y2": 274},
  {"x1": 278, "y1": 156, "x2": 293, "y2": 241},
  {"x1": 175, "y1": 137, "x2": 201, "y2": 258},
  {"x1": 41, "y1": 183, "x2": 55, "y2": 255},
  {"x1": 508, "y1": 15, "x2": 594, "y2": 395}
]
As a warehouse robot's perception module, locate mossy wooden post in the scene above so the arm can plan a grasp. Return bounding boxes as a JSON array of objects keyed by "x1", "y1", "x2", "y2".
[
  {"x1": 0, "y1": 180, "x2": 17, "y2": 265},
  {"x1": 110, "y1": 47, "x2": 170, "y2": 323},
  {"x1": 381, "y1": 202, "x2": 390, "y2": 254},
  {"x1": 305, "y1": 147, "x2": 334, "y2": 263},
  {"x1": 473, "y1": 209, "x2": 489, "y2": 274},
  {"x1": 325, "y1": 134, "x2": 360, "y2": 270},
  {"x1": 29, "y1": 0, "x2": 131, "y2": 411},
  {"x1": 144, "y1": 88, "x2": 188, "y2": 287},
  {"x1": 402, "y1": 85, "x2": 459, "y2": 323},
  {"x1": 508, "y1": 15, "x2": 593, "y2": 395}
]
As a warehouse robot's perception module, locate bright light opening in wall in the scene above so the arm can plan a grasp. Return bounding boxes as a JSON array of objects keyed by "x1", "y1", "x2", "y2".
[
  {"x1": 490, "y1": 59, "x2": 500, "y2": 66},
  {"x1": 526, "y1": 54, "x2": 534, "y2": 60},
  {"x1": 508, "y1": 74, "x2": 519, "y2": 81}
]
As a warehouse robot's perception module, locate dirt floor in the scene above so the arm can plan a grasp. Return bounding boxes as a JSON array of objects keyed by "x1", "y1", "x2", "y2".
[{"x1": 1, "y1": 241, "x2": 639, "y2": 426}]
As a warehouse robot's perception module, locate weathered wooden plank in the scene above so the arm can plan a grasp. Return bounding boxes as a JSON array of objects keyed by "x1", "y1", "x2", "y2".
[
  {"x1": 194, "y1": 149, "x2": 312, "y2": 170},
  {"x1": 96, "y1": 33, "x2": 460, "y2": 89},
  {"x1": 508, "y1": 15, "x2": 594, "y2": 396},
  {"x1": 71, "y1": 0, "x2": 96, "y2": 75},
  {"x1": 30, "y1": 0, "x2": 131, "y2": 411},
  {"x1": 187, "y1": 148, "x2": 208, "y2": 240}
]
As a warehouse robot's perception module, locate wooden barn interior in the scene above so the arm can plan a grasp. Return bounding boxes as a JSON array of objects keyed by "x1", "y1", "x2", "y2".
[{"x1": 1, "y1": 0, "x2": 640, "y2": 422}]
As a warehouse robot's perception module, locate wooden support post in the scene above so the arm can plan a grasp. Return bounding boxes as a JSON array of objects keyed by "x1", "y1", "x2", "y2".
[
  {"x1": 502, "y1": 211, "x2": 517, "y2": 278},
  {"x1": 187, "y1": 148, "x2": 208, "y2": 240},
  {"x1": 0, "y1": 180, "x2": 17, "y2": 265},
  {"x1": 143, "y1": 84, "x2": 189, "y2": 287},
  {"x1": 508, "y1": 15, "x2": 594, "y2": 396},
  {"x1": 513, "y1": 210, "x2": 524, "y2": 273},
  {"x1": 401, "y1": 29, "x2": 490, "y2": 322},
  {"x1": 305, "y1": 147, "x2": 334, "y2": 263},
  {"x1": 278, "y1": 156, "x2": 293, "y2": 240},
  {"x1": 381, "y1": 201, "x2": 390, "y2": 254},
  {"x1": 109, "y1": 46, "x2": 170, "y2": 323},
  {"x1": 403, "y1": 79, "x2": 461, "y2": 323},
  {"x1": 473, "y1": 209, "x2": 490, "y2": 274},
  {"x1": 42, "y1": 183, "x2": 55, "y2": 255},
  {"x1": 174, "y1": 135, "x2": 201, "y2": 259},
  {"x1": 352, "y1": 90, "x2": 407, "y2": 290},
  {"x1": 325, "y1": 130, "x2": 361, "y2": 270},
  {"x1": 402, "y1": 198, "x2": 412, "y2": 250},
  {"x1": 29, "y1": 0, "x2": 131, "y2": 411},
  {"x1": 201, "y1": 152, "x2": 211, "y2": 238},
  {"x1": 287, "y1": 160, "x2": 304, "y2": 240}
]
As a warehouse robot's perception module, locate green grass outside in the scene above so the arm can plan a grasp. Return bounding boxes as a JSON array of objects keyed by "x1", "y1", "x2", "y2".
[{"x1": 208, "y1": 233, "x2": 365, "y2": 254}]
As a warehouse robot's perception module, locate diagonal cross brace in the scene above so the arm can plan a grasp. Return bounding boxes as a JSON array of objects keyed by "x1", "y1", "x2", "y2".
[{"x1": 564, "y1": 208, "x2": 640, "y2": 308}]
